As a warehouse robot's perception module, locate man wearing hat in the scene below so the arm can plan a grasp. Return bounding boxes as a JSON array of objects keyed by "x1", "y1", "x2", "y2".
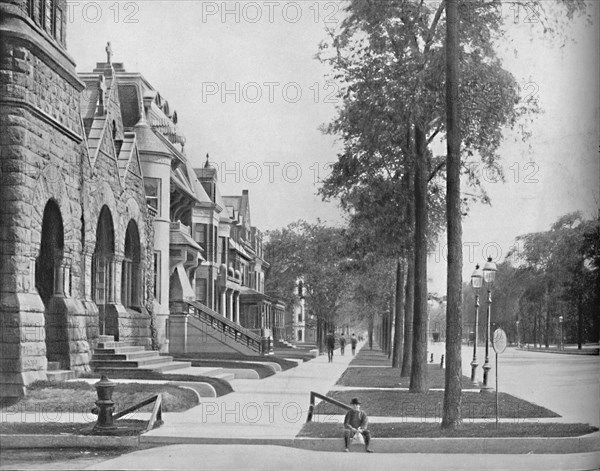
[{"x1": 343, "y1": 397, "x2": 373, "y2": 452}]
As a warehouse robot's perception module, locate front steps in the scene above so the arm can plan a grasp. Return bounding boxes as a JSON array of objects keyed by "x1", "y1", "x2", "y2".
[
  {"x1": 91, "y1": 336, "x2": 191, "y2": 373},
  {"x1": 46, "y1": 361, "x2": 75, "y2": 382}
]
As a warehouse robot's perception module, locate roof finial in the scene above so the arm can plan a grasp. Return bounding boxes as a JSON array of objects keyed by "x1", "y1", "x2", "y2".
[
  {"x1": 105, "y1": 42, "x2": 113, "y2": 64},
  {"x1": 205, "y1": 153, "x2": 210, "y2": 168}
]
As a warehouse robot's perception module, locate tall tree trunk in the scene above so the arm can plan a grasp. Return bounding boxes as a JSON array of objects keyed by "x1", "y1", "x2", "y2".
[
  {"x1": 410, "y1": 124, "x2": 429, "y2": 393},
  {"x1": 401, "y1": 250, "x2": 415, "y2": 377},
  {"x1": 393, "y1": 258, "x2": 406, "y2": 367},
  {"x1": 388, "y1": 305, "x2": 393, "y2": 358},
  {"x1": 533, "y1": 304, "x2": 538, "y2": 347},
  {"x1": 442, "y1": 0, "x2": 462, "y2": 429},
  {"x1": 368, "y1": 316, "x2": 374, "y2": 350},
  {"x1": 545, "y1": 286, "x2": 550, "y2": 348},
  {"x1": 577, "y1": 297, "x2": 583, "y2": 349}
]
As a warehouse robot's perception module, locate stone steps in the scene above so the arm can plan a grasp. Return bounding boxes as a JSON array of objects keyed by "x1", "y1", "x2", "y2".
[
  {"x1": 92, "y1": 350, "x2": 162, "y2": 361},
  {"x1": 46, "y1": 361, "x2": 75, "y2": 382},
  {"x1": 91, "y1": 336, "x2": 192, "y2": 373},
  {"x1": 46, "y1": 370, "x2": 75, "y2": 382},
  {"x1": 93, "y1": 361, "x2": 194, "y2": 374}
]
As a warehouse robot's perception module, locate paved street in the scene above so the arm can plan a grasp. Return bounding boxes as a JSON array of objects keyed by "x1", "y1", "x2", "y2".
[
  {"x1": 459, "y1": 345, "x2": 600, "y2": 427},
  {"x1": 85, "y1": 445, "x2": 600, "y2": 471}
]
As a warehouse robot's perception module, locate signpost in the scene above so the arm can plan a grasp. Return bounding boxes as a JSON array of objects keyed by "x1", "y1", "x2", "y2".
[{"x1": 492, "y1": 328, "x2": 507, "y2": 428}]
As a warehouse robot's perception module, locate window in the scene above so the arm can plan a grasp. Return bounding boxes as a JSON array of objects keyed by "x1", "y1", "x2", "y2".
[
  {"x1": 92, "y1": 255, "x2": 113, "y2": 304},
  {"x1": 144, "y1": 178, "x2": 161, "y2": 216},
  {"x1": 44, "y1": 0, "x2": 53, "y2": 34},
  {"x1": 153, "y1": 251, "x2": 161, "y2": 303},
  {"x1": 196, "y1": 279, "x2": 207, "y2": 302},
  {"x1": 54, "y1": 7, "x2": 63, "y2": 43},
  {"x1": 194, "y1": 224, "x2": 207, "y2": 252}
]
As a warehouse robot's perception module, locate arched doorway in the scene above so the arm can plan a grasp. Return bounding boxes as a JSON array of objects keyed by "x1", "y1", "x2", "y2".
[
  {"x1": 92, "y1": 206, "x2": 116, "y2": 338},
  {"x1": 36, "y1": 199, "x2": 69, "y2": 367},
  {"x1": 121, "y1": 220, "x2": 141, "y2": 310}
]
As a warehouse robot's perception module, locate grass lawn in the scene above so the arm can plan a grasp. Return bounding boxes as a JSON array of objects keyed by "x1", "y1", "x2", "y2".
[
  {"x1": 80, "y1": 371, "x2": 233, "y2": 396},
  {"x1": 0, "y1": 380, "x2": 199, "y2": 415},
  {"x1": 298, "y1": 421, "x2": 599, "y2": 438},
  {"x1": 349, "y1": 348, "x2": 392, "y2": 367},
  {"x1": 313, "y1": 389, "x2": 559, "y2": 419},
  {"x1": 0, "y1": 419, "x2": 150, "y2": 436},
  {"x1": 338, "y1": 364, "x2": 475, "y2": 389}
]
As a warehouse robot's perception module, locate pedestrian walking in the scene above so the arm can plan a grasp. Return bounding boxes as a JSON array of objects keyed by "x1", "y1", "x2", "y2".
[
  {"x1": 339, "y1": 333, "x2": 346, "y2": 355},
  {"x1": 326, "y1": 330, "x2": 335, "y2": 362},
  {"x1": 350, "y1": 333, "x2": 358, "y2": 356},
  {"x1": 343, "y1": 397, "x2": 373, "y2": 453}
]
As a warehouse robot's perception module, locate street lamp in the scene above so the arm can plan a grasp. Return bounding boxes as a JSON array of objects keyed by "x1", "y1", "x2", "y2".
[
  {"x1": 481, "y1": 256, "x2": 497, "y2": 393},
  {"x1": 516, "y1": 319, "x2": 520, "y2": 348},
  {"x1": 558, "y1": 315, "x2": 563, "y2": 351},
  {"x1": 470, "y1": 264, "x2": 483, "y2": 386}
]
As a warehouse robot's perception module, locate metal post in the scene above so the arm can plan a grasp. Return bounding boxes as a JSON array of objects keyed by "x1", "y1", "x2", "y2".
[
  {"x1": 481, "y1": 288, "x2": 493, "y2": 392},
  {"x1": 470, "y1": 291, "x2": 480, "y2": 386},
  {"x1": 495, "y1": 352, "x2": 499, "y2": 428}
]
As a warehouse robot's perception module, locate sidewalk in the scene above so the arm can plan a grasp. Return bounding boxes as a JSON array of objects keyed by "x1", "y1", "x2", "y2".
[{"x1": 141, "y1": 343, "x2": 359, "y2": 440}]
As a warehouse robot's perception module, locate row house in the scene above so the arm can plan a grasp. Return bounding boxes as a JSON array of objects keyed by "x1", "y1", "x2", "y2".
[{"x1": 0, "y1": 0, "x2": 281, "y2": 397}]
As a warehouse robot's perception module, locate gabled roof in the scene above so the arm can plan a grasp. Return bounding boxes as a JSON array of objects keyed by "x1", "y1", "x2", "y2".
[{"x1": 116, "y1": 132, "x2": 140, "y2": 180}]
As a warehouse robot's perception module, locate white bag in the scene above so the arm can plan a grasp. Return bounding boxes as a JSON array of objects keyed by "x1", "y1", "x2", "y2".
[{"x1": 352, "y1": 431, "x2": 365, "y2": 445}]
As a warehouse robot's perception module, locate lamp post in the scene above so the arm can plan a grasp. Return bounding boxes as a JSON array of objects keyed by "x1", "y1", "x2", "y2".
[
  {"x1": 516, "y1": 319, "x2": 520, "y2": 348},
  {"x1": 558, "y1": 315, "x2": 563, "y2": 351},
  {"x1": 470, "y1": 264, "x2": 483, "y2": 386},
  {"x1": 481, "y1": 256, "x2": 497, "y2": 393}
]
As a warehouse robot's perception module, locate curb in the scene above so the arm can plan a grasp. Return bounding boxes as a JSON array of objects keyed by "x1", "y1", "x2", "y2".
[
  {"x1": 4, "y1": 432, "x2": 593, "y2": 454},
  {"x1": 139, "y1": 433, "x2": 600, "y2": 454},
  {"x1": 518, "y1": 348, "x2": 599, "y2": 356}
]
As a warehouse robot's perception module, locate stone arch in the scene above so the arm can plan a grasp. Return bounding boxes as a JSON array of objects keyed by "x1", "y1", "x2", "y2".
[
  {"x1": 92, "y1": 205, "x2": 117, "y2": 337},
  {"x1": 36, "y1": 199, "x2": 64, "y2": 305},
  {"x1": 35, "y1": 199, "x2": 70, "y2": 368},
  {"x1": 85, "y1": 180, "x2": 118, "y2": 257},
  {"x1": 31, "y1": 169, "x2": 75, "y2": 262}
]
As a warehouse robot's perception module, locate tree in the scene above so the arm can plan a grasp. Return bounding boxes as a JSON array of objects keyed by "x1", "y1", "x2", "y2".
[
  {"x1": 506, "y1": 212, "x2": 599, "y2": 348},
  {"x1": 443, "y1": 0, "x2": 463, "y2": 428},
  {"x1": 265, "y1": 221, "x2": 353, "y2": 352},
  {"x1": 318, "y1": 0, "x2": 527, "y2": 397}
]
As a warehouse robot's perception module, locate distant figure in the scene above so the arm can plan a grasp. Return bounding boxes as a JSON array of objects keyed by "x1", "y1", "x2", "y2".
[
  {"x1": 339, "y1": 333, "x2": 346, "y2": 355},
  {"x1": 326, "y1": 331, "x2": 336, "y2": 362},
  {"x1": 351, "y1": 333, "x2": 358, "y2": 356},
  {"x1": 343, "y1": 397, "x2": 373, "y2": 453}
]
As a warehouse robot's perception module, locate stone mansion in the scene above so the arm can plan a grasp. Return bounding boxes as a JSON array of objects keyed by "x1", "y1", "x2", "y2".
[{"x1": 0, "y1": 0, "x2": 285, "y2": 397}]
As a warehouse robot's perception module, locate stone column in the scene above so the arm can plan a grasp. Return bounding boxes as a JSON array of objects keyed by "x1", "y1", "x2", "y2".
[
  {"x1": 227, "y1": 289, "x2": 233, "y2": 322},
  {"x1": 168, "y1": 312, "x2": 189, "y2": 354},
  {"x1": 234, "y1": 292, "x2": 240, "y2": 324},
  {"x1": 220, "y1": 288, "x2": 226, "y2": 317}
]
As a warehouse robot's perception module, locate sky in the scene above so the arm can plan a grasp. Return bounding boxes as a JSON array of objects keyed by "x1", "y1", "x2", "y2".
[{"x1": 66, "y1": 1, "x2": 599, "y2": 294}]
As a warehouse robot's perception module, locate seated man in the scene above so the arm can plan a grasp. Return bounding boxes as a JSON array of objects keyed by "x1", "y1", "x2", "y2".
[{"x1": 343, "y1": 397, "x2": 373, "y2": 452}]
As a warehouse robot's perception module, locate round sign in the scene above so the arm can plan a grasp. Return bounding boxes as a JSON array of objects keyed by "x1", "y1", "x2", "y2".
[{"x1": 492, "y1": 328, "x2": 507, "y2": 354}]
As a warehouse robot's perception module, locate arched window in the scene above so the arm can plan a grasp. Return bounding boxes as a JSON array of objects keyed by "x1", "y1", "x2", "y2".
[
  {"x1": 92, "y1": 208, "x2": 115, "y2": 301},
  {"x1": 35, "y1": 199, "x2": 64, "y2": 306},
  {"x1": 121, "y1": 220, "x2": 142, "y2": 309}
]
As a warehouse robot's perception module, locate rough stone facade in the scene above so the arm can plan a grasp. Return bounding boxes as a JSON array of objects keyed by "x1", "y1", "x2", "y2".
[{"x1": 0, "y1": 0, "x2": 153, "y2": 397}]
